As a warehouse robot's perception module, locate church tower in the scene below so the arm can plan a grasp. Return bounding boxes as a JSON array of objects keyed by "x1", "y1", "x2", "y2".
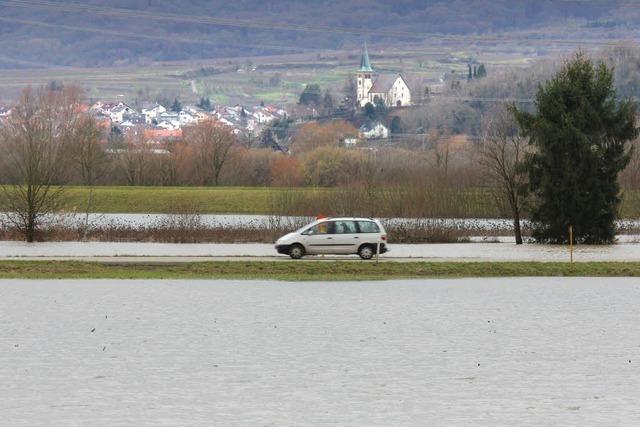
[{"x1": 356, "y1": 42, "x2": 373, "y2": 107}]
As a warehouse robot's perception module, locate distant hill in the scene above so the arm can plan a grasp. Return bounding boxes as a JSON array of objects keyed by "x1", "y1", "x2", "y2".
[{"x1": 0, "y1": 0, "x2": 633, "y2": 68}]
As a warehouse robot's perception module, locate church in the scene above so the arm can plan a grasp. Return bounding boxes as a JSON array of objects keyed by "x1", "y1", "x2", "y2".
[{"x1": 356, "y1": 43, "x2": 412, "y2": 108}]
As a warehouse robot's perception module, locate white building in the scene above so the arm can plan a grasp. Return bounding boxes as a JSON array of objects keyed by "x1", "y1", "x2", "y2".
[
  {"x1": 141, "y1": 103, "x2": 167, "y2": 124},
  {"x1": 356, "y1": 43, "x2": 412, "y2": 108},
  {"x1": 98, "y1": 102, "x2": 137, "y2": 124},
  {"x1": 178, "y1": 110, "x2": 197, "y2": 125},
  {"x1": 359, "y1": 121, "x2": 389, "y2": 139}
]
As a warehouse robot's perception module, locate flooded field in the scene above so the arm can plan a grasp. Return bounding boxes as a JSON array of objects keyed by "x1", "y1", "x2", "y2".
[
  {"x1": 8, "y1": 212, "x2": 639, "y2": 233},
  {"x1": 1, "y1": 278, "x2": 640, "y2": 425},
  {"x1": 2, "y1": 212, "x2": 524, "y2": 234}
]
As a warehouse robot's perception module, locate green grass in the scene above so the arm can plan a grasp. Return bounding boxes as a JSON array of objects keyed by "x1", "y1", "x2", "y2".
[
  {"x1": 57, "y1": 186, "x2": 331, "y2": 214},
  {"x1": 7, "y1": 185, "x2": 639, "y2": 218},
  {"x1": 1, "y1": 261, "x2": 639, "y2": 281}
]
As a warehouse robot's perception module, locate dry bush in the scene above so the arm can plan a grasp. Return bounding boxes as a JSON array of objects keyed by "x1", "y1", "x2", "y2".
[
  {"x1": 270, "y1": 154, "x2": 305, "y2": 187},
  {"x1": 302, "y1": 146, "x2": 362, "y2": 187},
  {"x1": 0, "y1": 217, "x2": 517, "y2": 244},
  {"x1": 290, "y1": 120, "x2": 357, "y2": 154},
  {"x1": 384, "y1": 221, "x2": 471, "y2": 243}
]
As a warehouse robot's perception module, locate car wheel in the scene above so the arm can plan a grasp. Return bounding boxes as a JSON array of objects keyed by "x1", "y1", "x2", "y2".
[
  {"x1": 358, "y1": 245, "x2": 375, "y2": 260},
  {"x1": 289, "y1": 244, "x2": 305, "y2": 259}
]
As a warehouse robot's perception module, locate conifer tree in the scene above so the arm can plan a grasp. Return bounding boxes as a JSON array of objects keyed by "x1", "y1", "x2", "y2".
[
  {"x1": 171, "y1": 98, "x2": 182, "y2": 112},
  {"x1": 512, "y1": 52, "x2": 638, "y2": 243},
  {"x1": 477, "y1": 64, "x2": 487, "y2": 78}
]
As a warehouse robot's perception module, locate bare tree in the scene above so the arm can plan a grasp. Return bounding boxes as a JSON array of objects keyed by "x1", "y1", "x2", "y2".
[
  {"x1": 67, "y1": 114, "x2": 107, "y2": 238},
  {"x1": 480, "y1": 105, "x2": 528, "y2": 244},
  {"x1": 117, "y1": 133, "x2": 154, "y2": 186},
  {"x1": 0, "y1": 86, "x2": 82, "y2": 242},
  {"x1": 184, "y1": 120, "x2": 236, "y2": 186}
]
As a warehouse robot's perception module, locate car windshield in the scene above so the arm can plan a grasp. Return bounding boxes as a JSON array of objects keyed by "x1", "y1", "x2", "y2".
[
  {"x1": 295, "y1": 220, "x2": 320, "y2": 234},
  {"x1": 302, "y1": 221, "x2": 334, "y2": 235}
]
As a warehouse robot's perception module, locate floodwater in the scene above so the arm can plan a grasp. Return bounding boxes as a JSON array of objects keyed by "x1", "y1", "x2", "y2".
[
  {"x1": 1, "y1": 278, "x2": 640, "y2": 425},
  {"x1": 0, "y1": 212, "x2": 572, "y2": 231},
  {"x1": 3, "y1": 212, "x2": 640, "y2": 234},
  {"x1": 2, "y1": 240, "x2": 640, "y2": 262}
]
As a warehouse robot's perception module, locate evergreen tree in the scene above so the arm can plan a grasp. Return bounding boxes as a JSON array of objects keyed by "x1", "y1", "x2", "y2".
[
  {"x1": 299, "y1": 84, "x2": 322, "y2": 105},
  {"x1": 374, "y1": 96, "x2": 387, "y2": 118},
  {"x1": 512, "y1": 52, "x2": 638, "y2": 243},
  {"x1": 322, "y1": 90, "x2": 334, "y2": 115},
  {"x1": 364, "y1": 102, "x2": 376, "y2": 120},
  {"x1": 467, "y1": 64, "x2": 473, "y2": 80},
  {"x1": 390, "y1": 116, "x2": 403, "y2": 134},
  {"x1": 171, "y1": 98, "x2": 182, "y2": 112},
  {"x1": 197, "y1": 97, "x2": 212, "y2": 111},
  {"x1": 476, "y1": 64, "x2": 487, "y2": 78}
]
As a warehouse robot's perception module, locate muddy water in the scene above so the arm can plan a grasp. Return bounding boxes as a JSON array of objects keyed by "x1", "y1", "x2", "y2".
[{"x1": 1, "y1": 278, "x2": 640, "y2": 425}]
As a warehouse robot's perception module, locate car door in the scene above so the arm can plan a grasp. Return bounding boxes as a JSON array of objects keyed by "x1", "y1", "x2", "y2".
[
  {"x1": 330, "y1": 220, "x2": 360, "y2": 254},
  {"x1": 301, "y1": 221, "x2": 335, "y2": 254}
]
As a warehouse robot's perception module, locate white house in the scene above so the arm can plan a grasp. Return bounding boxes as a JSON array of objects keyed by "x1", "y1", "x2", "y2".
[
  {"x1": 107, "y1": 103, "x2": 137, "y2": 124},
  {"x1": 252, "y1": 108, "x2": 276, "y2": 124},
  {"x1": 141, "y1": 103, "x2": 167, "y2": 124},
  {"x1": 178, "y1": 110, "x2": 197, "y2": 125},
  {"x1": 156, "y1": 120, "x2": 180, "y2": 131},
  {"x1": 343, "y1": 137, "x2": 358, "y2": 147},
  {"x1": 359, "y1": 121, "x2": 389, "y2": 139},
  {"x1": 356, "y1": 43, "x2": 412, "y2": 108}
]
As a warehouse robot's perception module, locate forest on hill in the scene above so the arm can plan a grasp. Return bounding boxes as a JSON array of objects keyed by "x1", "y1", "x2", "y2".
[{"x1": 0, "y1": 0, "x2": 637, "y2": 68}]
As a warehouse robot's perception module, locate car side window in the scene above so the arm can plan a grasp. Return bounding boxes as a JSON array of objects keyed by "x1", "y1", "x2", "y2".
[
  {"x1": 357, "y1": 221, "x2": 380, "y2": 233},
  {"x1": 302, "y1": 222, "x2": 334, "y2": 235},
  {"x1": 334, "y1": 221, "x2": 358, "y2": 234}
]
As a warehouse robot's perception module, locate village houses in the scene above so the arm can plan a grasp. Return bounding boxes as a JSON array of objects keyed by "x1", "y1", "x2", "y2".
[{"x1": 87, "y1": 99, "x2": 287, "y2": 144}]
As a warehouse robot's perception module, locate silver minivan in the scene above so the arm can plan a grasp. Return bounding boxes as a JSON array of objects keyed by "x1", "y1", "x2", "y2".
[{"x1": 275, "y1": 217, "x2": 388, "y2": 259}]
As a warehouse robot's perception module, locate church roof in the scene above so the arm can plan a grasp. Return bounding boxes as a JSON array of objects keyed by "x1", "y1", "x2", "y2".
[
  {"x1": 369, "y1": 74, "x2": 404, "y2": 93},
  {"x1": 359, "y1": 42, "x2": 372, "y2": 72}
]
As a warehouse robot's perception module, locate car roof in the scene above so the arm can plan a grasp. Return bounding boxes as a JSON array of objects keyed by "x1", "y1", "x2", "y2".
[{"x1": 320, "y1": 217, "x2": 378, "y2": 221}]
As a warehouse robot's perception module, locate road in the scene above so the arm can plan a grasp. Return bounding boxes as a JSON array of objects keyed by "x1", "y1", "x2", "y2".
[
  {"x1": 2, "y1": 240, "x2": 640, "y2": 262},
  {"x1": 1, "y1": 278, "x2": 639, "y2": 425}
]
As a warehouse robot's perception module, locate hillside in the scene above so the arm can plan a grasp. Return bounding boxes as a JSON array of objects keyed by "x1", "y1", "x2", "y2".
[{"x1": 0, "y1": 0, "x2": 635, "y2": 68}]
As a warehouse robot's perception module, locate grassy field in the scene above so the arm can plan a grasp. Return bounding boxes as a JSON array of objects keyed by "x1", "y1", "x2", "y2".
[
  {"x1": 1, "y1": 261, "x2": 640, "y2": 280},
  {"x1": 57, "y1": 186, "x2": 331, "y2": 214},
  {"x1": 9, "y1": 185, "x2": 501, "y2": 217},
  {"x1": 27, "y1": 186, "x2": 640, "y2": 218}
]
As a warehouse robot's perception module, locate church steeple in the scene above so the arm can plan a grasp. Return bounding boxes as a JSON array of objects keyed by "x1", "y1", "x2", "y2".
[{"x1": 359, "y1": 41, "x2": 373, "y2": 72}]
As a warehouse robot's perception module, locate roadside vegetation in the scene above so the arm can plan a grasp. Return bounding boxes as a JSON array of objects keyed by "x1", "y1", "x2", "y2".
[
  {"x1": 2, "y1": 261, "x2": 640, "y2": 281},
  {"x1": 0, "y1": 215, "x2": 495, "y2": 244}
]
